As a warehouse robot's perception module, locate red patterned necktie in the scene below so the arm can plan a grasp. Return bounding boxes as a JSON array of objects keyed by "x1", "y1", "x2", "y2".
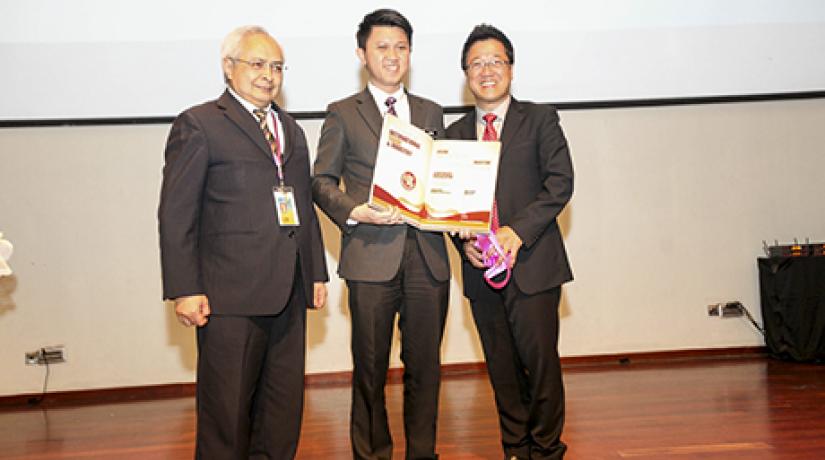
[
  {"x1": 385, "y1": 96, "x2": 398, "y2": 116},
  {"x1": 482, "y1": 112, "x2": 500, "y2": 231},
  {"x1": 253, "y1": 108, "x2": 281, "y2": 162},
  {"x1": 482, "y1": 112, "x2": 498, "y2": 141}
]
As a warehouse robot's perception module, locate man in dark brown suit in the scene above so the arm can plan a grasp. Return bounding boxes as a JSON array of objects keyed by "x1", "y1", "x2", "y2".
[
  {"x1": 447, "y1": 24, "x2": 574, "y2": 460},
  {"x1": 312, "y1": 9, "x2": 448, "y2": 460},
  {"x1": 158, "y1": 25, "x2": 328, "y2": 459}
]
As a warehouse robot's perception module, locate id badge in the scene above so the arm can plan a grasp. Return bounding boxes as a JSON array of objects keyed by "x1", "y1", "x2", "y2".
[{"x1": 273, "y1": 186, "x2": 300, "y2": 226}]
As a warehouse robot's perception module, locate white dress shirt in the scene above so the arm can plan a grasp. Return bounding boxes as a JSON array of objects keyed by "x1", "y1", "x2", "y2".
[
  {"x1": 367, "y1": 82, "x2": 410, "y2": 123},
  {"x1": 475, "y1": 96, "x2": 511, "y2": 141}
]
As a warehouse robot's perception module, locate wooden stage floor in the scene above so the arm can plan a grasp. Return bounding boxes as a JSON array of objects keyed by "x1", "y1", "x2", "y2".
[{"x1": 1, "y1": 356, "x2": 823, "y2": 459}]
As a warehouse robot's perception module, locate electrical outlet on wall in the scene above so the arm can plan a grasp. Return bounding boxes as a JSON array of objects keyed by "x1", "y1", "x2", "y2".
[
  {"x1": 707, "y1": 301, "x2": 745, "y2": 318},
  {"x1": 25, "y1": 345, "x2": 66, "y2": 365}
]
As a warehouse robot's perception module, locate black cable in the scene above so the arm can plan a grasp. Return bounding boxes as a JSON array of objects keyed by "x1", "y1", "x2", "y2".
[
  {"x1": 737, "y1": 303, "x2": 766, "y2": 336},
  {"x1": 27, "y1": 348, "x2": 51, "y2": 406}
]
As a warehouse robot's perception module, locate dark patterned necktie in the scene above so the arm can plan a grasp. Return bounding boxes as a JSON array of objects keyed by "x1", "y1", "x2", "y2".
[
  {"x1": 385, "y1": 96, "x2": 398, "y2": 116},
  {"x1": 482, "y1": 112, "x2": 500, "y2": 231},
  {"x1": 253, "y1": 108, "x2": 281, "y2": 160}
]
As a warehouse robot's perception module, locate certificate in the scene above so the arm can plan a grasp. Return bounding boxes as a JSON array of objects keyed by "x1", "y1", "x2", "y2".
[{"x1": 369, "y1": 114, "x2": 501, "y2": 232}]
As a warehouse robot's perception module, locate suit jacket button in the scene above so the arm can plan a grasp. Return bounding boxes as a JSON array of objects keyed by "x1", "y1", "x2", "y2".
[{"x1": 288, "y1": 230, "x2": 296, "y2": 238}]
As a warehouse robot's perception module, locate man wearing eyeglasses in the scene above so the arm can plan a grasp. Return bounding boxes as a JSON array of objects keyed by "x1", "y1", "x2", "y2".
[
  {"x1": 158, "y1": 25, "x2": 328, "y2": 459},
  {"x1": 312, "y1": 8, "x2": 448, "y2": 460},
  {"x1": 447, "y1": 24, "x2": 574, "y2": 460}
]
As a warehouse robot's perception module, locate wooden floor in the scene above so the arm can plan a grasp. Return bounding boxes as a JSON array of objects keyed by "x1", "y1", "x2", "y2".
[{"x1": 2, "y1": 356, "x2": 824, "y2": 459}]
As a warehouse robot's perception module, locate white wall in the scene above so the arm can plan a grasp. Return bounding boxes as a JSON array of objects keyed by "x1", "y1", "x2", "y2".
[
  {"x1": 1, "y1": 98, "x2": 824, "y2": 396},
  {"x1": 3, "y1": 0, "x2": 825, "y2": 118}
]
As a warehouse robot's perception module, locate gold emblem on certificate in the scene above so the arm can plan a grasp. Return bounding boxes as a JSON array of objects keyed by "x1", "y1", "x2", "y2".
[{"x1": 401, "y1": 171, "x2": 417, "y2": 191}]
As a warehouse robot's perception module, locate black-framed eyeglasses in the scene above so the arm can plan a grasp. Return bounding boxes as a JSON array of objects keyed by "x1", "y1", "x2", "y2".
[
  {"x1": 231, "y1": 58, "x2": 287, "y2": 73},
  {"x1": 467, "y1": 58, "x2": 510, "y2": 73}
]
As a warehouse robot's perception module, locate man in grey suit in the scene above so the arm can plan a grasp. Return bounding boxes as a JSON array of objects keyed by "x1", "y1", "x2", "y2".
[
  {"x1": 447, "y1": 25, "x2": 574, "y2": 460},
  {"x1": 158, "y1": 26, "x2": 328, "y2": 459},
  {"x1": 312, "y1": 9, "x2": 448, "y2": 460}
]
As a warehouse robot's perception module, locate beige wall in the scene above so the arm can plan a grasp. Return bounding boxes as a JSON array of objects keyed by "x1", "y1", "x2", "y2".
[{"x1": 1, "y1": 98, "x2": 823, "y2": 396}]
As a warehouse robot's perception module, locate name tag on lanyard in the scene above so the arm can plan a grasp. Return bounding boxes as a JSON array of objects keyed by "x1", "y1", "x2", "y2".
[
  {"x1": 266, "y1": 110, "x2": 300, "y2": 227},
  {"x1": 273, "y1": 186, "x2": 300, "y2": 227}
]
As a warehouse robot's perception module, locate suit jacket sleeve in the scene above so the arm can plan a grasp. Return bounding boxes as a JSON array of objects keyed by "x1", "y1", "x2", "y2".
[
  {"x1": 294, "y1": 121, "x2": 330, "y2": 284},
  {"x1": 312, "y1": 103, "x2": 360, "y2": 232},
  {"x1": 310, "y1": 213, "x2": 328, "y2": 283},
  {"x1": 508, "y1": 107, "x2": 574, "y2": 249},
  {"x1": 157, "y1": 111, "x2": 208, "y2": 300}
]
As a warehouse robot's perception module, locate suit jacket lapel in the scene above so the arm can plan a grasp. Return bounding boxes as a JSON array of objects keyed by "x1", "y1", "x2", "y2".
[
  {"x1": 499, "y1": 97, "x2": 525, "y2": 157},
  {"x1": 409, "y1": 93, "x2": 425, "y2": 129},
  {"x1": 354, "y1": 88, "x2": 382, "y2": 139},
  {"x1": 459, "y1": 110, "x2": 477, "y2": 140},
  {"x1": 273, "y1": 103, "x2": 295, "y2": 165},
  {"x1": 218, "y1": 91, "x2": 272, "y2": 161}
]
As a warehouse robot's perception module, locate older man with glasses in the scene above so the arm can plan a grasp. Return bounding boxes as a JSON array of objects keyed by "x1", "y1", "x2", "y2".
[{"x1": 158, "y1": 25, "x2": 328, "y2": 459}]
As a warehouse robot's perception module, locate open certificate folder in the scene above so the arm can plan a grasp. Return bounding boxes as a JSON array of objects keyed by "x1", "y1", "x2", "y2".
[{"x1": 369, "y1": 114, "x2": 501, "y2": 232}]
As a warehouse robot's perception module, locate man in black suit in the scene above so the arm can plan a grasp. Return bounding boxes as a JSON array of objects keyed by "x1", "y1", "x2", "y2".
[
  {"x1": 447, "y1": 24, "x2": 574, "y2": 460},
  {"x1": 158, "y1": 25, "x2": 328, "y2": 459},
  {"x1": 312, "y1": 9, "x2": 448, "y2": 460}
]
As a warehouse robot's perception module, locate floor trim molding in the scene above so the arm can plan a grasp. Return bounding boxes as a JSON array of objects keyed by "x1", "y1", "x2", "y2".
[{"x1": 1, "y1": 346, "x2": 767, "y2": 408}]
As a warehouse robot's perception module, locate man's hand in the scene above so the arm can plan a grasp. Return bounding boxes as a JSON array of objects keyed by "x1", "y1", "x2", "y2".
[
  {"x1": 312, "y1": 282, "x2": 328, "y2": 309},
  {"x1": 449, "y1": 229, "x2": 477, "y2": 239},
  {"x1": 349, "y1": 203, "x2": 404, "y2": 225},
  {"x1": 174, "y1": 294, "x2": 210, "y2": 327},
  {"x1": 494, "y1": 226, "x2": 523, "y2": 268},
  {"x1": 463, "y1": 238, "x2": 486, "y2": 269}
]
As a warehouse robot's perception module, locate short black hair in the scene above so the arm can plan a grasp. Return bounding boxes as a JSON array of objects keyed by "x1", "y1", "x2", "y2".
[
  {"x1": 460, "y1": 24, "x2": 514, "y2": 71},
  {"x1": 357, "y1": 9, "x2": 413, "y2": 50}
]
